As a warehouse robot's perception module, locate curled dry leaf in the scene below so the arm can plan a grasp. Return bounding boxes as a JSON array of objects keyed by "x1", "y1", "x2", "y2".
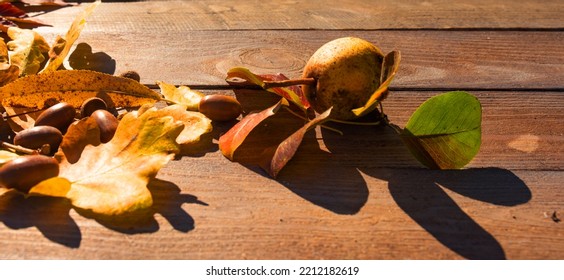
[
  {"x1": 351, "y1": 51, "x2": 401, "y2": 117},
  {"x1": 138, "y1": 104, "x2": 212, "y2": 145},
  {"x1": 226, "y1": 67, "x2": 310, "y2": 111},
  {"x1": 0, "y1": 2, "x2": 51, "y2": 27},
  {"x1": 6, "y1": 26, "x2": 50, "y2": 76},
  {"x1": 30, "y1": 108, "x2": 185, "y2": 216},
  {"x1": 157, "y1": 81, "x2": 203, "y2": 111},
  {"x1": 2, "y1": 106, "x2": 41, "y2": 132},
  {"x1": 0, "y1": 69, "x2": 161, "y2": 108},
  {"x1": 261, "y1": 107, "x2": 332, "y2": 178},
  {"x1": 0, "y1": 37, "x2": 12, "y2": 70},
  {"x1": 41, "y1": 0, "x2": 100, "y2": 73},
  {"x1": 55, "y1": 116, "x2": 101, "y2": 164},
  {"x1": 0, "y1": 38, "x2": 19, "y2": 86}
]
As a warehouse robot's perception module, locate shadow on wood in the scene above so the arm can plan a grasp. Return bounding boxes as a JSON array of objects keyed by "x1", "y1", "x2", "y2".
[
  {"x1": 319, "y1": 122, "x2": 531, "y2": 259},
  {"x1": 228, "y1": 91, "x2": 371, "y2": 214},
  {"x1": 76, "y1": 178, "x2": 207, "y2": 234},
  {"x1": 67, "y1": 43, "x2": 116, "y2": 74},
  {"x1": 0, "y1": 191, "x2": 81, "y2": 248},
  {"x1": 382, "y1": 167, "x2": 531, "y2": 260},
  {"x1": 276, "y1": 135, "x2": 369, "y2": 215},
  {"x1": 0, "y1": 179, "x2": 207, "y2": 247}
]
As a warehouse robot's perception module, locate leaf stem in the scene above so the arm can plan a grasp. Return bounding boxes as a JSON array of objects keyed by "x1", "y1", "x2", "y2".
[
  {"x1": 2, "y1": 108, "x2": 45, "y2": 119},
  {"x1": 262, "y1": 78, "x2": 316, "y2": 89},
  {"x1": 330, "y1": 119, "x2": 383, "y2": 126},
  {"x1": 146, "y1": 78, "x2": 317, "y2": 91},
  {"x1": 282, "y1": 107, "x2": 343, "y2": 136}
]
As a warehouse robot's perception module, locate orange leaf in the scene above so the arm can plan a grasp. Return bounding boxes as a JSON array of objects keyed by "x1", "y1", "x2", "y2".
[{"x1": 219, "y1": 98, "x2": 288, "y2": 160}]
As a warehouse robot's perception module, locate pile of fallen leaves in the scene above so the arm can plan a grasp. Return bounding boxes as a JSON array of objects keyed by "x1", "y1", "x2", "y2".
[{"x1": 0, "y1": 1, "x2": 213, "y2": 217}]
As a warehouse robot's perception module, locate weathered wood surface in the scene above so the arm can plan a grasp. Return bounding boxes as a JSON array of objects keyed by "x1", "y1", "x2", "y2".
[
  {"x1": 34, "y1": 0, "x2": 564, "y2": 31},
  {"x1": 0, "y1": 0, "x2": 562, "y2": 259}
]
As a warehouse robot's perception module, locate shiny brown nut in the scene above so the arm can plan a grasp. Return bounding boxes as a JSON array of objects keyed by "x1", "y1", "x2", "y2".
[
  {"x1": 0, "y1": 155, "x2": 59, "y2": 192},
  {"x1": 80, "y1": 97, "x2": 108, "y2": 118},
  {"x1": 14, "y1": 126, "x2": 63, "y2": 152},
  {"x1": 118, "y1": 70, "x2": 140, "y2": 82},
  {"x1": 92, "y1": 109, "x2": 119, "y2": 143},
  {"x1": 198, "y1": 95, "x2": 242, "y2": 121},
  {"x1": 34, "y1": 102, "x2": 76, "y2": 132}
]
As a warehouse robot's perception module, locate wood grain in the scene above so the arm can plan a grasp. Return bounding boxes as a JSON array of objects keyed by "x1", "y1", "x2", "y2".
[
  {"x1": 0, "y1": 168, "x2": 561, "y2": 259},
  {"x1": 1, "y1": 91, "x2": 562, "y2": 259},
  {"x1": 33, "y1": 0, "x2": 564, "y2": 32},
  {"x1": 0, "y1": 0, "x2": 562, "y2": 260},
  {"x1": 29, "y1": 30, "x2": 564, "y2": 89}
]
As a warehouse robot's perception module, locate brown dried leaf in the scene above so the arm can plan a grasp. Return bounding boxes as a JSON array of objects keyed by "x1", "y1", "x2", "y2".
[
  {"x1": 352, "y1": 50, "x2": 401, "y2": 117},
  {"x1": 261, "y1": 108, "x2": 332, "y2": 177},
  {"x1": 0, "y1": 69, "x2": 161, "y2": 108},
  {"x1": 55, "y1": 116, "x2": 101, "y2": 164},
  {"x1": 41, "y1": 0, "x2": 100, "y2": 73},
  {"x1": 2, "y1": 106, "x2": 41, "y2": 132},
  {"x1": 0, "y1": 38, "x2": 19, "y2": 85}
]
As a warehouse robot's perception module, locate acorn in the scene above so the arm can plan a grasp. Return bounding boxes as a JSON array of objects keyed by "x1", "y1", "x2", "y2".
[{"x1": 0, "y1": 155, "x2": 59, "y2": 193}]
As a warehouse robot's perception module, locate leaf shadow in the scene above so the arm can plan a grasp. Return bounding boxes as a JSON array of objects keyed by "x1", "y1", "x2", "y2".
[
  {"x1": 321, "y1": 123, "x2": 532, "y2": 259},
  {"x1": 383, "y1": 168, "x2": 530, "y2": 260},
  {"x1": 275, "y1": 135, "x2": 369, "y2": 215},
  {"x1": 177, "y1": 121, "x2": 225, "y2": 157},
  {"x1": 0, "y1": 191, "x2": 81, "y2": 248},
  {"x1": 75, "y1": 178, "x2": 207, "y2": 234},
  {"x1": 66, "y1": 42, "x2": 116, "y2": 74},
  {"x1": 228, "y1": 90, "x2": 370, "y2": 214}
]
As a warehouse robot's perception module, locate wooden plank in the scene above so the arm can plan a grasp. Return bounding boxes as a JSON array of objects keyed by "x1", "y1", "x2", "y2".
[
  {"x1": 32, "y1": 0, "x2": 564, "y2": 32},
  {"x1": 0, "y1": 91, "x2": 562, "y2": 259},
  {"x1": 31, "y1": 30, "x2": 564, "y2": 89},
  {"x1": 1, "y1": 0, "x2": 561, "y2": 261},
  {"x1": 1, "y1": 168, "x2": 562, "y2": 259}
]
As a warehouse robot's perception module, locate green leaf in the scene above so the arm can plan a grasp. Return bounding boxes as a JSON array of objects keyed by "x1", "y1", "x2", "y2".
[{"x1": 400, "y1": 91, "x2": 482, "y2": 169}]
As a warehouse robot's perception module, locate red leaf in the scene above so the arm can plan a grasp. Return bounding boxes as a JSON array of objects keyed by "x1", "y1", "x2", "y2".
[
  {"x1": 0, "y1": 3, "x2": 26, "y2": 18},
  {"x1": 19, "y1": 1, "x2": 74, "y2": 6},
  {"x1": 219, "y1": 98, "x2": 289, "y2": 160},
  {"x1": 258, "y1": 73, "x2": 311, "y2": 110}
]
